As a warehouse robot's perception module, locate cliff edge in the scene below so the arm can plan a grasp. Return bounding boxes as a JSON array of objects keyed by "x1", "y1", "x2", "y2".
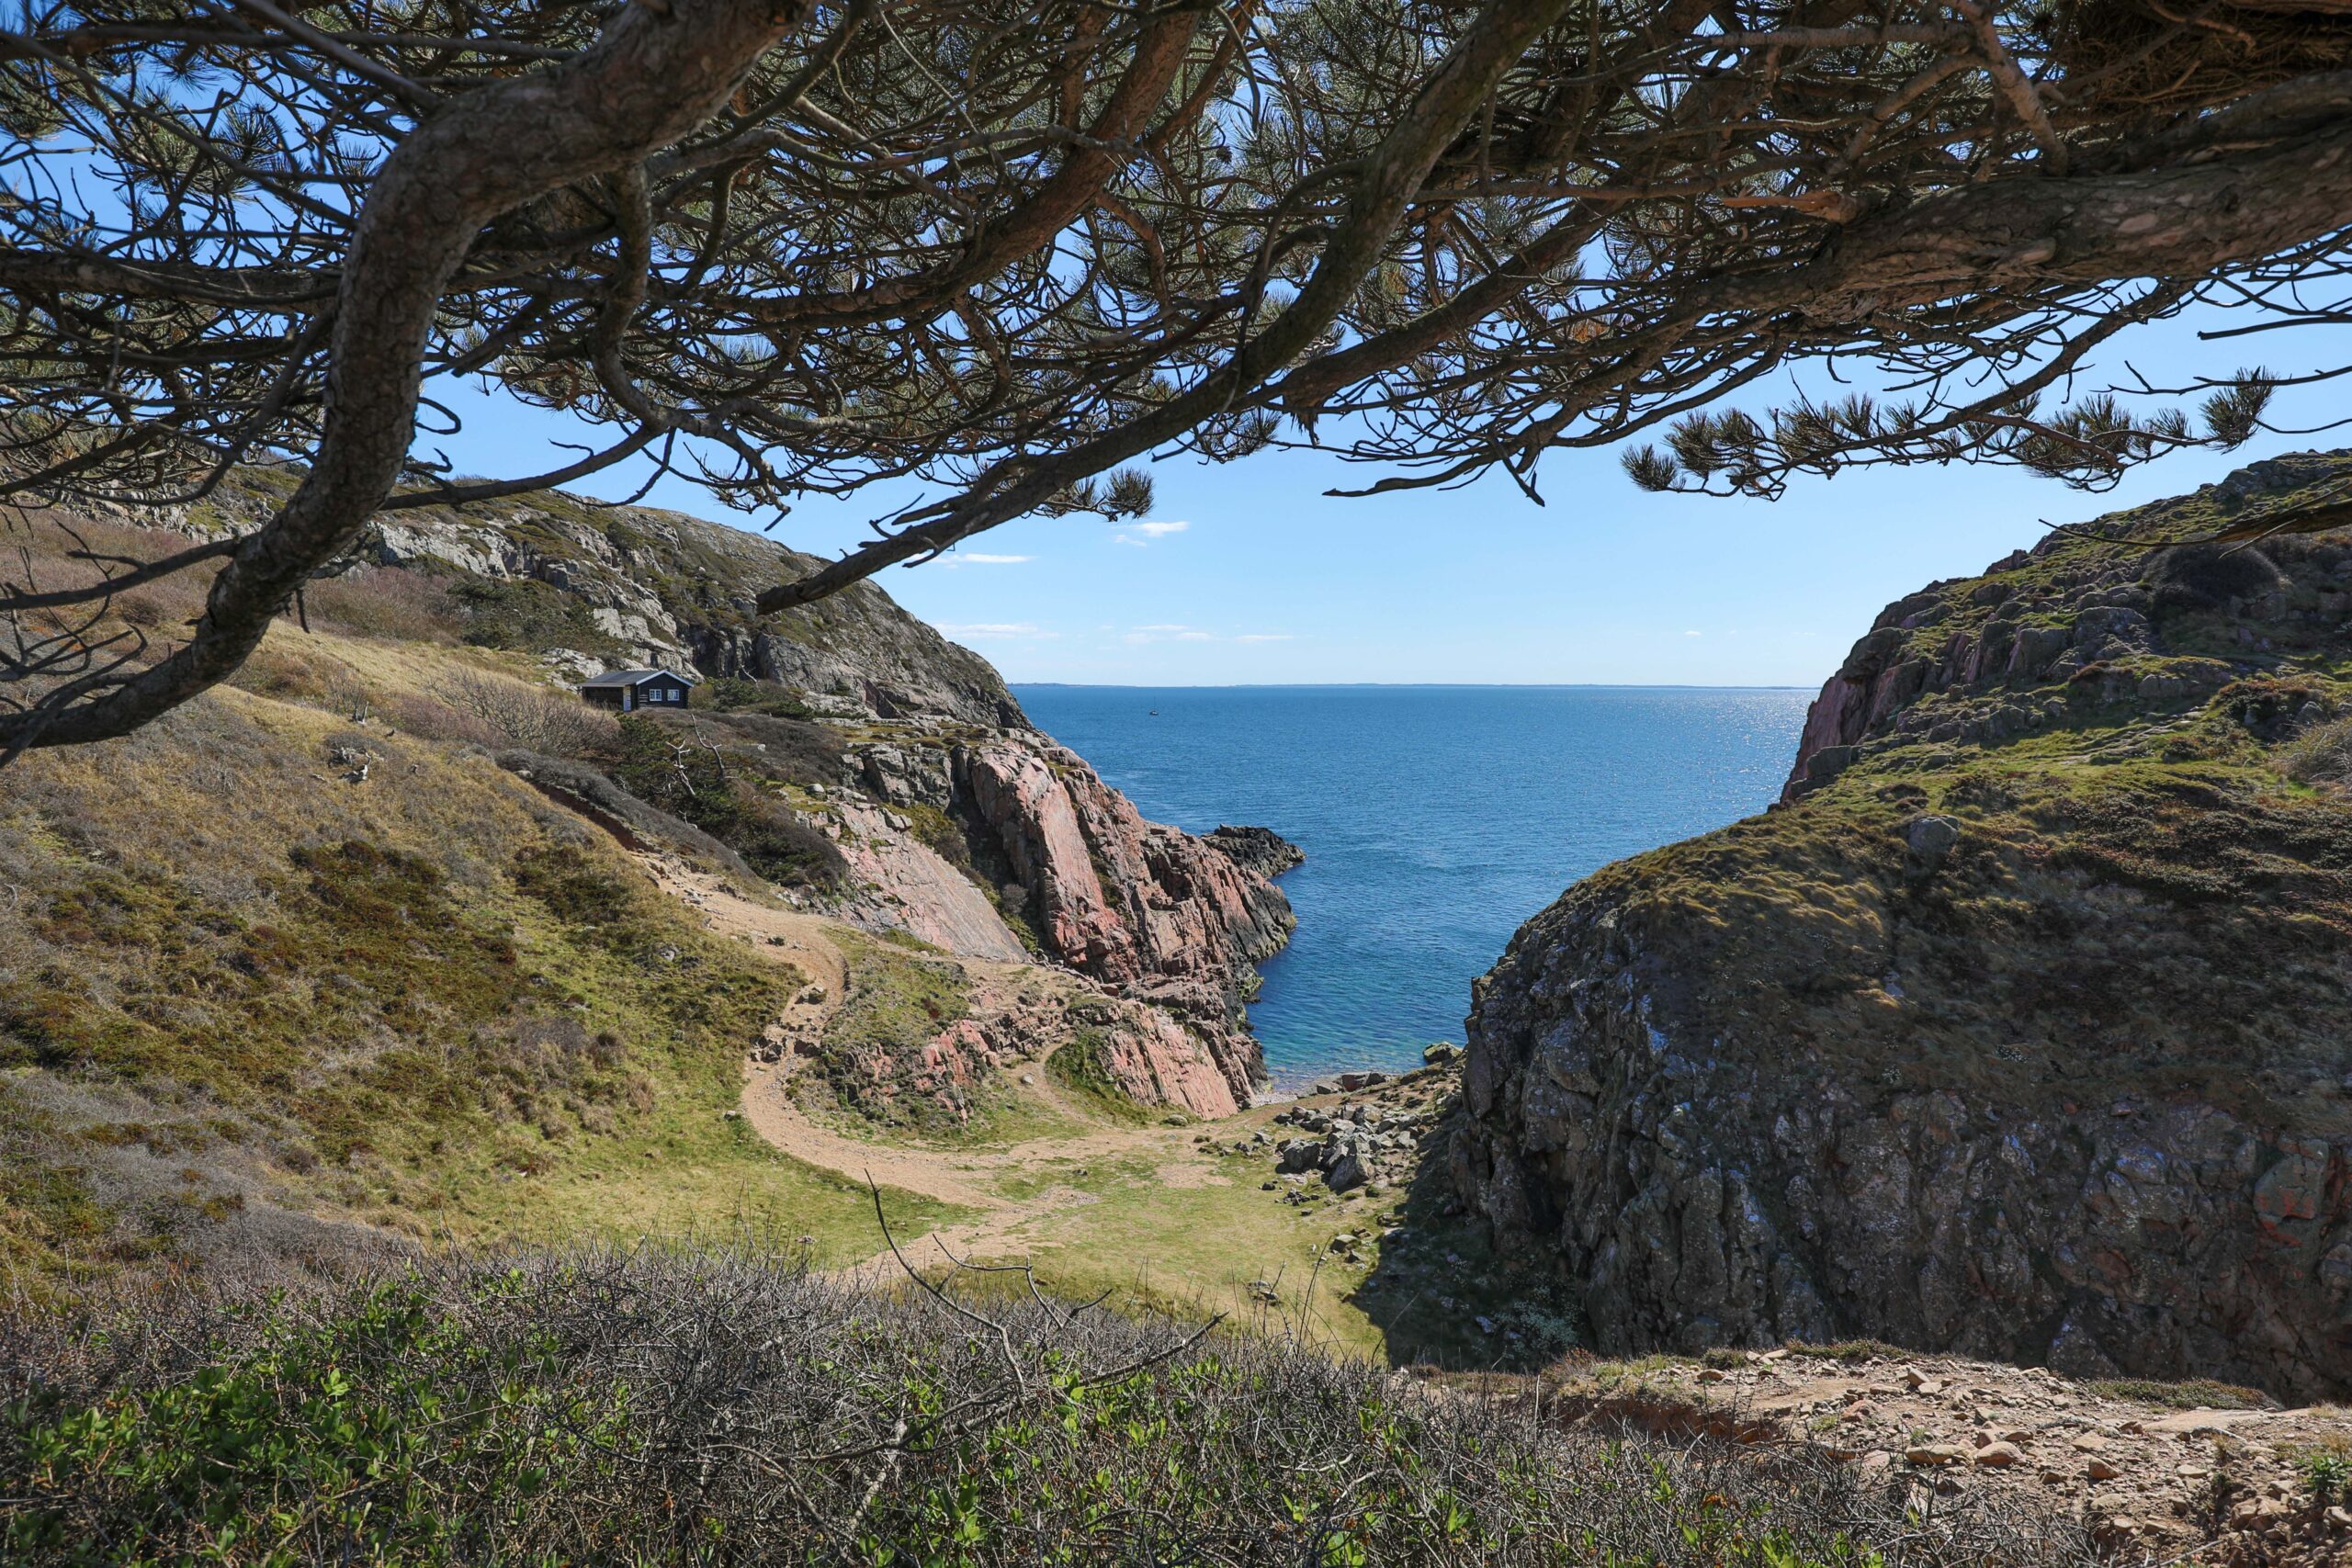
[
  {"x1": 40, "y1": 472, "x2": 1297, "y2": 1116},
  {"x1": 1453, "y1": 451, "x2": 2352, "y2": 1400}
]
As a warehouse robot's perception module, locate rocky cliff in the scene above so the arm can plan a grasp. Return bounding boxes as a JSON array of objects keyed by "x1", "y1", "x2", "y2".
[
  {"x1": 1453, "y1": 451, "x2": 2352, "y2": 1401},
  {"x1": 171, "y1": 470, "x2": 1020, "y2": 726},
  {"x1": 842, "y1": 732, "x2": 1295, "y2": 1110},
  {"x1": 148, "y1": 470, "x2": 1297, "y2": 1111}
]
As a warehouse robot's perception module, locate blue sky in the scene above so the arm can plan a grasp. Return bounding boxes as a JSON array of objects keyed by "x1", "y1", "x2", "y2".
[{"x1": 424, "y1": 304, "x2": 2343, "y2": 688}]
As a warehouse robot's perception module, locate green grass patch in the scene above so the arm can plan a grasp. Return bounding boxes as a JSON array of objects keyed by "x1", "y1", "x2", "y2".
[
  {"x1": 2086, "y1": 1377, "x2": 2274, "y2": 1412},
  {"x1": 1785, "y1": 1339, "x2": 1909, "y2": 1365},
  {"x1": 1045, "y1": 1029, "x2": 1155, "y2": 1127}
]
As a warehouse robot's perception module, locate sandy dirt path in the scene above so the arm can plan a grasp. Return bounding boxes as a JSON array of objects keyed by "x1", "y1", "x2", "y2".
[{"x1": 639, "y1": 856, "x2": 1235, "y2": 1270}]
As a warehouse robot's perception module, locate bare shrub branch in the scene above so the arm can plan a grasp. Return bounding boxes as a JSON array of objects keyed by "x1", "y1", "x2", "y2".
[{"x1": 436, "y1": 668, "x2": 618, "y2": 756}]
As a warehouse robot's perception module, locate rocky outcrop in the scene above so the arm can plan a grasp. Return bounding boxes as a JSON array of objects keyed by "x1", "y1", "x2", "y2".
[
  {"x1": 169, "y1": 470, "x2": 1022, "y2": 727},
  {"x1": 1781, "y1": 450, "x2": 2352, "y2": 802},
  {"x1": 1455, "y1": 452, "x2": 2352, "y2": 1401},
  {"x1": 960, "y1": 740, "x2": 1295, "y2": 1099},
  {"x1": 826, "y1": 798, "x2": 1030, "y2": 964},
  {"x1": 1203, "y1": 825, "x2": 1306, "y2": 880},
  {"x1": 157, "y1": 470, "x2": 1296, "y2": 1106},
  {"x1": 1069, "y1": 999, "x2": 1247, "y2": 1120},
  {"x1": 802, "y1": 964, "x2": 1249, "y2": 1122},
  {"x1": 1261, "y1": 1097, "x2": 1438, "y2": 1192}
]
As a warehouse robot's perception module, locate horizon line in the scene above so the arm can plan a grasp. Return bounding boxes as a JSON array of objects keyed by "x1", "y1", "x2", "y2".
[{"x1": 1006, "y1": 680, "x2": 1816, "y2": 692}]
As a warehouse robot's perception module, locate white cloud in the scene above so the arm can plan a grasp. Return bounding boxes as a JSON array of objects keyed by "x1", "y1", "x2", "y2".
[
  {"x1": 1683, "y1": 629, "x2": 1704, "y2": 637},
  {"x1": 1122, "y1": 623, "x2": 1224, "y2": 645},
  {"x1": 940, "y1": 622, "x2": 1056, "y2": 641},
  {"x1": 1234, "y1": 633, "x2": 1294, "y2": 643},
  {"x1": 1112, "y1": 519, "x2": 1189, "y2": 547},
  {"x1": 940, "y1": 551, "x2": 1032, "y2": 568}
]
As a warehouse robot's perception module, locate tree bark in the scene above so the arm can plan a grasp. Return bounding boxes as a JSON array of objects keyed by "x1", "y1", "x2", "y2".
[{"x1": 1, "y1": 0, "x2": 808, "y2": 754}]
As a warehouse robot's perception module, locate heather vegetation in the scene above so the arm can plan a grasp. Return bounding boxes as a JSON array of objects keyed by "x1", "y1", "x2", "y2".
[
  {"x1": 0, "y1": 1245, "x2": 2099, "y2": 1568},
  {"x1": 0, "y1": 513, "x2": 963, "y2": 1288}
]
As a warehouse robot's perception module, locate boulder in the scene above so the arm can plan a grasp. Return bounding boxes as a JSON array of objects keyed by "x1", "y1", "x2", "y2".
[
  {"x1": 1276, "y1": 1138, "x2": 1320, "y2": 1175},
  {"x1": 1322, "y1": 1134, "x2": 1372, "y2": 1192},
  {"x1": 1903, "y1": 814, "x2": 1960, "y2": 866}
]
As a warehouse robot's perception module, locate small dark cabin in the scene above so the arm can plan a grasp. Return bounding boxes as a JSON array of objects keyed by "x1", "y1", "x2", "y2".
[{"x1": 579, "y1": 668, "x2": 695, "y2": 712}]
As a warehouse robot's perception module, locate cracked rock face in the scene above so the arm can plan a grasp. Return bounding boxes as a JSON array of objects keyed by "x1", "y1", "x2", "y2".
[
  {"x1": 962, "y1": 741, "x2": 1296, "y2": 1101},
  {"x1": 1456, "y1": 453, "x2": 2352, "y2": 1401},
  {"x1": 1454, "y1": 909, "x2": 2351, "y2": 1397}
]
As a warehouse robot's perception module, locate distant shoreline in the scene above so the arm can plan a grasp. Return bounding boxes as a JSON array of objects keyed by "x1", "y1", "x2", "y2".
[{"x1": 1009, "y1": 681, "x2": 1814, "y2": 692}]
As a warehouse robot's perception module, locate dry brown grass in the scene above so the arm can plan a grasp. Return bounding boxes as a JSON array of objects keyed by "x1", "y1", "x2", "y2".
[{"x1": 299, "y1": 562, "x2": 463, "y2": 643}]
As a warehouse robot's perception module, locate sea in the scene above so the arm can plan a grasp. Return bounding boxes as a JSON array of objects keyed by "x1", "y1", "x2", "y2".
[{"x1": 1014, "y1": 684, "x2": 1814, "y2": 1089}]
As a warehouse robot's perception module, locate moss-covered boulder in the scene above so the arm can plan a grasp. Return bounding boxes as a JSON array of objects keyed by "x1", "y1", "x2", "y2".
[{"x1": 1454, "y1": 451, "x2": 2352, "y2": 1400}]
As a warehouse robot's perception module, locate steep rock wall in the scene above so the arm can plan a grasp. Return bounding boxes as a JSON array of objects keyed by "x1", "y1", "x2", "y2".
[
  {"x1": 1454, "y1": 452, "x2": 2352, "y2": 1400},
  {"x1": 851, "y1": 735, "x2": 1297, "y2": 1105}
]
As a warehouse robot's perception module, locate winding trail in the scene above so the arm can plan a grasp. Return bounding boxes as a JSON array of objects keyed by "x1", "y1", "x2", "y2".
[{"x1": 639, "y1": 855, "x2": 1239, "y2": 1269}]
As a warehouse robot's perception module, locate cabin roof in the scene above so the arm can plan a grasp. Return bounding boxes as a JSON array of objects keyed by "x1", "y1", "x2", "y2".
[{"x1": 580, "y1": 668, "x2": 693, "y2": 688}]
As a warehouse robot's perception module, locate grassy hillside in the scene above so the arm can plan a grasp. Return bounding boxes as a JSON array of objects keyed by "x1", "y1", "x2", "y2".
[{"x1": 0, "y1": 513, "x2": 965, "y2": 1289}]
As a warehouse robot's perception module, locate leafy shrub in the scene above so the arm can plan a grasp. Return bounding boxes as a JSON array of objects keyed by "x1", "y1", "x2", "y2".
[
  {"x1": 606, "y1": 717, "x2": 846, "y2": 888},
  {"x1": 2292, "y1": 1437, "x2": 2352, "y2": 1505},
  {"x1": 0, "y1": 1246, "x2": 2099, "y2": 1566}
]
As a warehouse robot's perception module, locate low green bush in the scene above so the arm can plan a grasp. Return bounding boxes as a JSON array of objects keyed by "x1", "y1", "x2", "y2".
[
  {"x1": 606, "y1": 717, "x2": 847, "y2": 887},
  {"x1": 0, "y1": 1246, "x2": 2099, "y2": 1566},
  {"x1": 701, "y1": 677, "x2": 815, "y2": 719}
]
